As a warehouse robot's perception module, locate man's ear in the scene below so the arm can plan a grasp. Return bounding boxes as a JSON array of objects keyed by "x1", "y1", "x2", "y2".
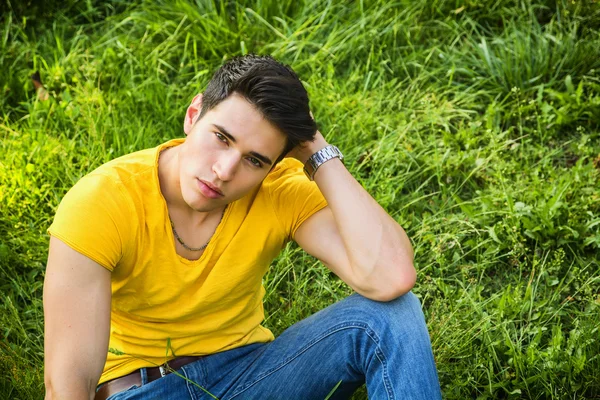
[{"x1": 183, "y1": 93, "x2": 203, "y2": 135}]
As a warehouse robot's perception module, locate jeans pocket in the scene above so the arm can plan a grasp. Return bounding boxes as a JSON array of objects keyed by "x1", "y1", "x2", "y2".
[{"x1": 106, "y1": 384, "x2": 140, "y2": 400}]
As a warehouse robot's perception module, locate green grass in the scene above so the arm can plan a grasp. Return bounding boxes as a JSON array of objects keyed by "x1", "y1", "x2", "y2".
[{"x1": 1, "y1": 0, "x2": 599, "y2": 398}]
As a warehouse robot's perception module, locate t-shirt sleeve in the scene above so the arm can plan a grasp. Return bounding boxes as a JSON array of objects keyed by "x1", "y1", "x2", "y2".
[
  {"x1": 266, "y1": 158, "x2": 328, "y2": 242},
  {"x1": 48, "y1": 173, "x2": 133, "y2": 272}
]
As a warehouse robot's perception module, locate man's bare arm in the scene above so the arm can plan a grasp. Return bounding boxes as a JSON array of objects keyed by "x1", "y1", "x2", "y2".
[
  {"x1": 44, "y1": 236, "x2": 112, "y2": 399},
  {"x1": 292, "y1": 132, "x2": 416, "y2": 302}
]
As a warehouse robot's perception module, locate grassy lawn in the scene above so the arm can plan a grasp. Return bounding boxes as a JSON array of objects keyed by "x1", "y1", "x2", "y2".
[{"x1": 1, "y1": 0, "x2": 599, "y2": 398}]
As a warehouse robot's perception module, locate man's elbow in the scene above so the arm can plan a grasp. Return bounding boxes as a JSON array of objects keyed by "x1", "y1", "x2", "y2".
[
  {"x1": 358, "y1": 261, "x2": 417, "y2": 302},
  {"x1": 377, "y1": 268, "x2": 416, "y2": 302}
]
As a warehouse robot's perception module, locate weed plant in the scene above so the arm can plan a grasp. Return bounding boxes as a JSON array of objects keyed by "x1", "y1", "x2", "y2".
[{"x1": 1, "y1": 0, "x2": 599, "y2": 399}]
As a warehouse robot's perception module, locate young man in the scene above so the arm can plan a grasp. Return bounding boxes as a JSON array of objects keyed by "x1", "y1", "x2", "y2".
[{"x1": 44, "y1": 55, "x2": 442, "y2": 400}]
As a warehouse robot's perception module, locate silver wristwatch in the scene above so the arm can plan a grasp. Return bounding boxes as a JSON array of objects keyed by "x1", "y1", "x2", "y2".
[{"x1": 303, "y1": 145, "x2": 344, "y2": 180}]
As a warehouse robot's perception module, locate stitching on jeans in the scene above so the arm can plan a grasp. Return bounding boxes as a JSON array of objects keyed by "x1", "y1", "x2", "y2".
[
  {"x1": 228, "y1": 322, "x2": 393, "y2": 399},
  {"x1": 375, "y1": 346, "x2": 394, "y2": 400},
  {"x1": 184, "y1": 365, "x2": 206, "y2": 400}
]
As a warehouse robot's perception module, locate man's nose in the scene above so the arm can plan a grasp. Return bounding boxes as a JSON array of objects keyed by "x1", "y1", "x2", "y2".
[{"x1": 213, "y1": 152, "x2": 240, "y2": 182}]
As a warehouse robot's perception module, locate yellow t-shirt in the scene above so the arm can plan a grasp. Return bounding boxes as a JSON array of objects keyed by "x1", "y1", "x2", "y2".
[{"x1": 48, "y1": 138, "x2": 327, "y2": 384}]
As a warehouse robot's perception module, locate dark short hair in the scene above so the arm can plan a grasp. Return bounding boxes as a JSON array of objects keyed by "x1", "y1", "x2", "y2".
[{"x1": 199, "y1": 54, "x2": 317, "y2": 163}]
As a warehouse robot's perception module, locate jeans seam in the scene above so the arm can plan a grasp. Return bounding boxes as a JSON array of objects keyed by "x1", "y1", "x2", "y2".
[
  {"x1": 228, "y1": 321, "x2": 393, "y2": 399},
  {"x1": 183, "y1": 367, "x2": 199, "y2": 400},
  {"x1": 375, "y1": 346, "x2": 394, "y2": 400},
  {"x1": 184, "y1": 361, "x2": 209, "y2": 400}
]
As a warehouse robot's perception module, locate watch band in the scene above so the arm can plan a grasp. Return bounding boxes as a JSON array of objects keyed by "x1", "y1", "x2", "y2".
[{"x1": 303, "y1": 145, "x2": 344, "y2": 180}]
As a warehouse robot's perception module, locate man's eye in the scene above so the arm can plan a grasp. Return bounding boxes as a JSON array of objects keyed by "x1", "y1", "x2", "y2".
[
  {"x1": 248, "y1": 157, "x2": 262, "y2": 168},
  {"x1": 215, "y1": 132, "x2": 227, "y2": 143}
]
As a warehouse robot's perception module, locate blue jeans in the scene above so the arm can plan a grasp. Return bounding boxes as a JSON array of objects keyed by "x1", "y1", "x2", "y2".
[{"x1": 105, "y1": 292, "x2": 442, "y2": 399}]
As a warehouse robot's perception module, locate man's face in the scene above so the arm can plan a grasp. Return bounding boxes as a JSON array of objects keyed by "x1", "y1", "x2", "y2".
[{"x1": 178, "y1": 93, "x2": 287, "y2": 212}]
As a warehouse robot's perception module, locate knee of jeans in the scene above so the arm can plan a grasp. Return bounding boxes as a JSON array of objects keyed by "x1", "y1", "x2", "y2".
[{"x1": 343, "y1": 291, "x2": 426, "y2": 331}]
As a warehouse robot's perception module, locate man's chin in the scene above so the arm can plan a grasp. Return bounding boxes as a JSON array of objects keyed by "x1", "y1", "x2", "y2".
[
  {"x1": 187, "y1": 201, "x2": 224, "y2": 213},
  {"x1": 181, "y1": 192, "x2": 221, "y2": 213}
]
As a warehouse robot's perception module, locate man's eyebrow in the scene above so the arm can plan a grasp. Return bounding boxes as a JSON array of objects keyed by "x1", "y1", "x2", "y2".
[
  {"x1": 213, "y1": 124, "x2": 237, "y2": 143},
  {"x1": 212, "y1": 124, "x2": 274, "y2": 166},
  {"x1": 249, "y1": 151, "x2": 273, "y2": 166}
]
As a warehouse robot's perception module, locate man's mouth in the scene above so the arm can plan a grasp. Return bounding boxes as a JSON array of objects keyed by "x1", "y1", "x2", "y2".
[{"x1": 197, "y1": 179, "x2": 224, "y2": 199}]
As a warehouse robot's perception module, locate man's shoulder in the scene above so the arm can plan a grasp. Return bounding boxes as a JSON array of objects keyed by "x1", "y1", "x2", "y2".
[
  {"x1": 59, "y1": 140, "x2": 178, "y2": 213},
  {"x1": 263, "y1": 157, "x2": 305, "y2": 185},
  {"x1": 261, "y1": 157, "x2": 323, "y2": 202},
  {"x1": 84, "y1": 139, "x2": 182, "y2": 187}
]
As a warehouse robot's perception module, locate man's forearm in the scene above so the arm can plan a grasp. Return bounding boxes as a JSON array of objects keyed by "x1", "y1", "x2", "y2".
[{"x1": 298, "y1": 135, "x2": 416, "y2": 300}]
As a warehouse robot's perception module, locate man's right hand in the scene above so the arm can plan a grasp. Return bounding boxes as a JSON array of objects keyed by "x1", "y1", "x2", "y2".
[{"x1": 44, "y1": 236, "x2": 112, "y2": 400}]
